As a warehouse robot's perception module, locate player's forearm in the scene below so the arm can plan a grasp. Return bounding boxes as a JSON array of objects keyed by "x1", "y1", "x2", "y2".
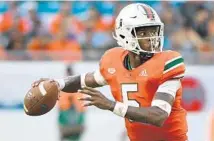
[
  {"x1": 62, "y1": 75, "x2": 81, "y2": 93},
  {"x1": 60, "y1": 72, "x2": 102, "y2": 93},
  {"x1": 125, "y1": 106, "x2": 168, "y2": 127},
  {"x1": 109, "y1": 102, "x2": 168, "y2": 127}
]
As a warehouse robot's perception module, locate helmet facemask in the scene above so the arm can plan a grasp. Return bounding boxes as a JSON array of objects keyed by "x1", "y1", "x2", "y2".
[{"x1": 131, "y1": 25, "x2": 163, "y2": 54}]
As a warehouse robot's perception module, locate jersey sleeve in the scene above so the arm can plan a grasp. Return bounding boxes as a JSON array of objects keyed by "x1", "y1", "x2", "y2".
[
  {"x1": 160, "y1": 51, "x2": 185, "y2": 83},
  {"x1": 99, "y1": 49, "x2": 112, "y2": 82},
  {"x1": 156, "y1": 79, "x2": 181, "y2": 98},
  {"x1": 99, "y1": 47, "x2": 123, "y2": 82}
]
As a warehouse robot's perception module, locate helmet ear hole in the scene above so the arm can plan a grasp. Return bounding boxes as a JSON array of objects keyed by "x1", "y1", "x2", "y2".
[
  {"x1": 119, "y1": 35, "x2": 125, "y2": 39},
  {"x1": 126, "y1": 41, "x2": 128, "y2": 44}
]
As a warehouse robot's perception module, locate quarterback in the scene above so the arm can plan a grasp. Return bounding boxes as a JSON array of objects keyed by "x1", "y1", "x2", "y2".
[{"x1": 33, "y1": 3, "x2": 188, "y2": 141}]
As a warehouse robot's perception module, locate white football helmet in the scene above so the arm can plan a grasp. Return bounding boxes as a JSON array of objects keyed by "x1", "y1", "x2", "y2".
[{"x1": 113, "y1": 3, "x2": 164, "y2": 54}]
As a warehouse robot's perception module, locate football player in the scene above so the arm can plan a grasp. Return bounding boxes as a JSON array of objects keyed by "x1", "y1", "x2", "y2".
[{"x1": 32, "y1": 3, "x2": 188, "y2": 141}]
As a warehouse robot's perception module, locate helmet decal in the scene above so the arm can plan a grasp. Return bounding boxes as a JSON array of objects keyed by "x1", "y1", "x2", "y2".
[{"x1": 138, "y1": 4, "x2": 155, "y2": 20}]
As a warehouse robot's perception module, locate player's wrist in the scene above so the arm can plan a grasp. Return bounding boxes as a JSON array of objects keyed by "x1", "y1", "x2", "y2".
[
  {"x1": 108, "y1": 101, "x2": 116, "y2": 111},
  {"x1": 113, "y1": 102, "x2": 128, "y2": 117},
  {"x1": 54, "y1": 79, "x2": 65, "y2": 90}
]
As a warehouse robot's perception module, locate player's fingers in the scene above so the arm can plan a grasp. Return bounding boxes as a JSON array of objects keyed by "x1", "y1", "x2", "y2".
[
  {"x1": 32, "y1": 78, "x2": 49, "y2": 87},
  {"x1": 39, "y1": 78, "x2": 49, "y2": 82},
  {"x1": 31, "y1": 83, "x2": 35, "y2": 87},
  {"x1": 49, "y1": 80, "x2": 61, "y2": 91},
  {"x1": 84, "y1": 102, "x2": 94, "y2": 107},
  {"x1": 31, "y1": 81, "x2": 40, "y2": 87},
  {"x1": 49, "y1": 79, "x2": 55, "y2": 82},
  {"x1": 48, "y1": 79, "x2": 56, "y2": 84},
  {"x1": 78, "y1": 97, "x2": 93, "y2": 101},
  {"x1": 78, "y1": 89, "x2": 96, "y2": 96},
  {"x1": 83, "y1": 86, "x2": 99, "y2": 92}
]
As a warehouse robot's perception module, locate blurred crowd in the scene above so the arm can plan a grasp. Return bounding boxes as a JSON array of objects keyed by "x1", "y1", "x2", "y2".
[{"x1": 0, "y1": 1, "x2": 213, "y2": 63}]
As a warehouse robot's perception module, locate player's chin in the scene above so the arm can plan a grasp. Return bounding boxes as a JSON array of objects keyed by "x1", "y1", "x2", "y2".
[{"x1": 139, "y1": 43, "x2": 151, "y2": 51}]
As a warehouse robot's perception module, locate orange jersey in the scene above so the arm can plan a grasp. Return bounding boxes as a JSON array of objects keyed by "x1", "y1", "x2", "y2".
[{"x1": 100, "y1": 48, "x2": 188, "y2": 141}]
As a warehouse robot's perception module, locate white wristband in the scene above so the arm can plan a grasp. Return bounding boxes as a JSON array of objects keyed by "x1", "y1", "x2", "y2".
[
  {"x1": 80, "y1": 73, "x2": 87, "y2": 88},
  {"x1": 113, "y1": 102, "x2": 128, "y2": 117},
  {"x1": 54, "y1": 79, "x2": 65, "y2": 90},
  {"x1": 94, "y1": 70, "x2": 107, "y2": 86}
]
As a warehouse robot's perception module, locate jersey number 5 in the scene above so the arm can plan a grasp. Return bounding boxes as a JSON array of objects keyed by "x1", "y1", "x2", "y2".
[{"x1": 121, "y1": 83, "x2": 140, "y2": 108}]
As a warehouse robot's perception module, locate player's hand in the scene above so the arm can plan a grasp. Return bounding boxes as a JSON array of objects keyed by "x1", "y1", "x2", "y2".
[
  {"x1": 78, "y1": 87, "x2": 115, "y2": 110},
  {"x1": 31, "y1": 78, "x2": 59, "y2": 89},
  {"x1": 31, "y1": 78, "x2": 61, "y2": 99}
]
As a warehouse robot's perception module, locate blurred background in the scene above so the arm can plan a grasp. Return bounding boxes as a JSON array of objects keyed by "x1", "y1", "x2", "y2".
[{"x1": 0, "y1": 1, "x2": 214, "y2": 141}]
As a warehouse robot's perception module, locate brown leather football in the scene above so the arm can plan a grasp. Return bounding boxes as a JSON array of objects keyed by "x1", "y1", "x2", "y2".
[{"x1": 24, "y1": 81, "x2": 59, "y2": 116}]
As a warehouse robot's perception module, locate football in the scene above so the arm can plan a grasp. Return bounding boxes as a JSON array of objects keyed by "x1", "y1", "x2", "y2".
[{"x1": 24, "y1": 80, "x2": 59, "y2": 116}]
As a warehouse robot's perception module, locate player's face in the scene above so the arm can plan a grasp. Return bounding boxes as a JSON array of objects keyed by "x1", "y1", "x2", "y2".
[{"x1": 135, "y1": 26, "x2": 160, "y2": 52}]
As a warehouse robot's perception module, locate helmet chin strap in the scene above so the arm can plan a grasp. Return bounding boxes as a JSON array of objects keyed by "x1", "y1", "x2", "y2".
[
  {"x1": 134, "y1": 41, "x2": 154, "y2": 64},
  {"x1": 139, "y1": 51, "x2": 154, "y2": 64}
]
